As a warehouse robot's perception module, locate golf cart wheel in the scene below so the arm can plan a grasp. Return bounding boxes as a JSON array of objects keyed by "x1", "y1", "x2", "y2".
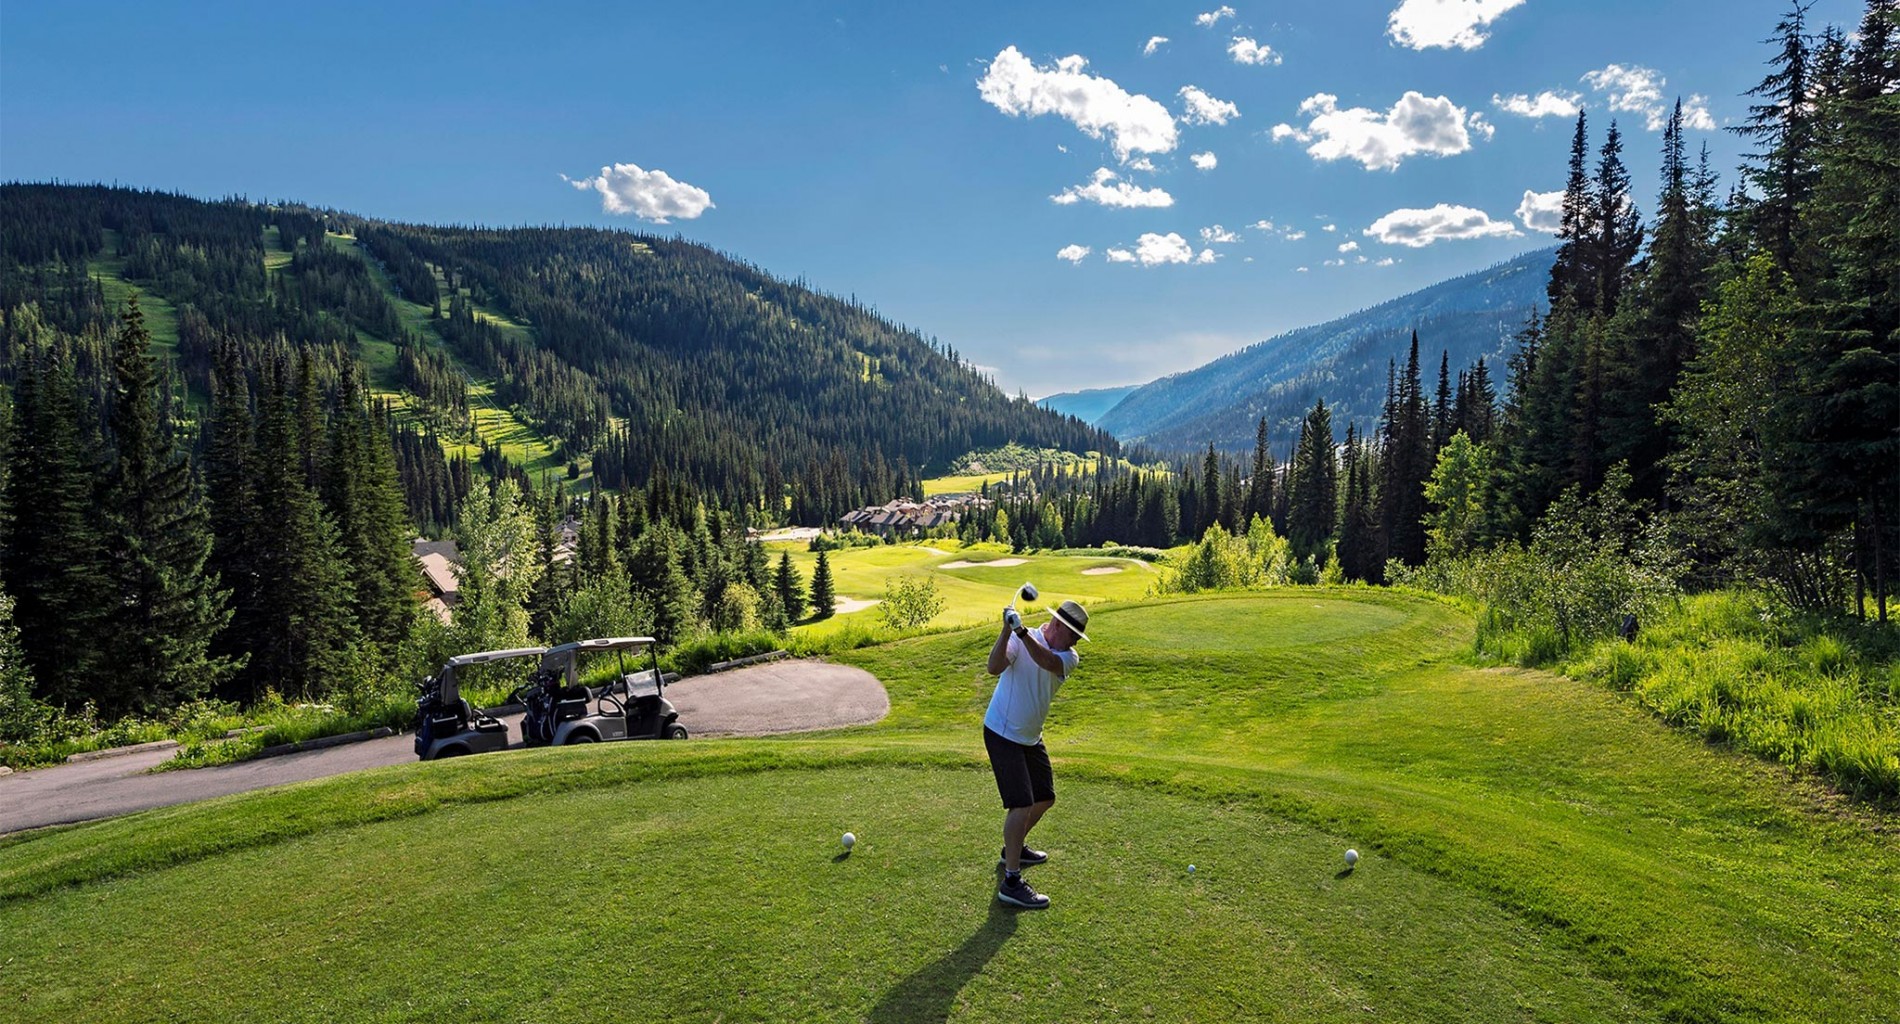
[
  {"x1": 667, "y1": 724, "x2": 689, "y2": 740},
  {"x1": 436, "y1": 745, "x2": 468, "y2": 759},
  {"x1": 567, "y1": 732, "x2": 597, "y2": 744}
]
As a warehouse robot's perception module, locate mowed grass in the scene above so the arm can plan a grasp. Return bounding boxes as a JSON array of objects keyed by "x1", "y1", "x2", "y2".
[
  {"x1": 3, "y1": 592, "x2": 1896, "y2": 1022},
  {"x1": 780, "y1": 542, "x2": 1158, "y2": 637}
]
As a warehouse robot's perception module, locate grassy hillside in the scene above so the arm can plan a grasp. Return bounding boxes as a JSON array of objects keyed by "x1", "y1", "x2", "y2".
[
  {"x1": 319, "y1": 230, "x2": 575, "y2": 483},
  {"x1": 4, "y1": 591, "x2": 1893, "y2": 1022},
  {"x1": 87, "y1": 228, "x2": 182, "y2": 359}
]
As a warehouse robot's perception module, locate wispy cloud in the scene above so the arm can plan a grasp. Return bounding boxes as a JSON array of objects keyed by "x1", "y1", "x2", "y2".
[
  {"x1": 1272, "y1": 91, "x2": 1485, "y2": 170},
  {"x1": 1144, "y1": 35, "x2": 1169, "y2": 56},
  {"x1": 1364, "y1": 204, "x2": 1523, "y2": 246},
  {"x1": 1201, "y1": 224, "x2": 1241, "y2": 244},
  {"x1": 1196, "y1": 6, "x2": 1236, "y2": 27},
  {"x1": 1057, "y1": 244, "x2": 1092, "y2": 263},
  {"x1": 563, "y1": 163, "x2": 714, "y2": 222},
  {"x1": 1492, "y1": 90, "x2": 1582, "y2": 119},
  {"x1": 1387, "y1": 0, "x2": 1528, "y2": 50},
  {"x1": 978, "y1": 46, "x2": 1179, "y2": 160}
]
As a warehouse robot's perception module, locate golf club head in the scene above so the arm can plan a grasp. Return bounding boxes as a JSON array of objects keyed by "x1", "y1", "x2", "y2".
[{"x1": 1019, "y1": 582, "x2": 1038, "y2": 604}]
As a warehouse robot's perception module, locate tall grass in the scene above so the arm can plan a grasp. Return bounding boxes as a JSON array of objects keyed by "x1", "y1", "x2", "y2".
[{"x1": 1570, "y1": 590, "x2": 1900, "y2": 801}]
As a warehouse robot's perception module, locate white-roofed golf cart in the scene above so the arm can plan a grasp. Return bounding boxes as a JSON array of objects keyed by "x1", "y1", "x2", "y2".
[
  {"x1": 516, "y1": 636, "x2": 688, "y2": 746},
  {"x1": 414, "y1": 646, "x2": 546, "y2": 760}
]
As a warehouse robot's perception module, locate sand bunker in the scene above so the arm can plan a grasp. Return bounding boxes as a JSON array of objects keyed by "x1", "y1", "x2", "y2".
[
  {"x1": 1081, "y1": 566, "x2": 1125, "y2": 575},
  {"x1": 833, "y1": 597, "x2": 882, "y2": 614},
  {"x1": 939, "y1": 557, "x2": 1029, "y2": 569}
]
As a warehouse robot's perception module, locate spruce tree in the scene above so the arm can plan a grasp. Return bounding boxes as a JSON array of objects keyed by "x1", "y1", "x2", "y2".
[
  {"x1": 809, "y1": 548, "x2": 837, "y2": 620},
  {"x1": 1, "y1": 349, "x2": 112, "y2": 705},
  {"x1": 1736, "y1": 1, "x2": 1820, "y2": 275},
  {"x1": 102, "y1": 296, "x2": 235, "y2": 713},
  {"x1": 1286, "y1": 398, "x2": 1337, "y2": 561},
  {"x1": 321, "y1": 361, "x2": 417, "y2": 661},
  {"x1": 1548, "y1": 112, "x2": 1599, "y2": 311},
  {"x1": 1245, "y1": 415, "x2": 1275, "y2": 526},
  {"x1": 774, "y1": 550, "x2": 808, "y2": 622},
  {"x1": 249, "y1": 357, "x2": 357, "y2": 698}
]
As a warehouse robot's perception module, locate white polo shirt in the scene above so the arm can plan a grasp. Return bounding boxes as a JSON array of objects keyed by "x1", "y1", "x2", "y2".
[{"x1": 983, "y1": 630, "x2": 1079, "y2": 746}]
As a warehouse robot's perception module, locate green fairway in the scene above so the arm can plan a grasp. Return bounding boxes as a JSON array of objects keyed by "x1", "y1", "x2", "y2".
[
  {"x1": 781, "y1": 542, "x2": 1157, "y2": 637},
  {"x1": 3, "y1": 591, "x2": 1895, "y2": 1022}
]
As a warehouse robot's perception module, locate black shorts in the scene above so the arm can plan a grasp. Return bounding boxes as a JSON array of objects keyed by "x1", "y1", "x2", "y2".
[{"x1": 984, "y1": 726, "x2": 1055, "y2": 809}]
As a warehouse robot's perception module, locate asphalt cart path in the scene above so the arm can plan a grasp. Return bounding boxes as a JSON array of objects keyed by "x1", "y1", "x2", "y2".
[{"x1": 0, "y1": 659, "x2": 886, "y2": 835}]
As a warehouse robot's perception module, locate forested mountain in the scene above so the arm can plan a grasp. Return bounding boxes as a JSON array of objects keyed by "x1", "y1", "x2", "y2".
[
  {"x1": 1096, "y1": 248, "x2": 1555, "y2": 452},
  {"x1": 1036, "y1": 384, "x2": 1141, "y2": 425},
  {"x1": 0, "y1": 185, "x2": 1114, "y2": 521}
]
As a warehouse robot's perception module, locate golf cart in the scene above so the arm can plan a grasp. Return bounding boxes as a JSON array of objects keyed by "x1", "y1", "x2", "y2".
[
  {"x1": 414, "y1": 646, "x2": 546, "y2": 760},
  {"x1": 517, "y1": 636, "x2": 688, "y2": 746}
]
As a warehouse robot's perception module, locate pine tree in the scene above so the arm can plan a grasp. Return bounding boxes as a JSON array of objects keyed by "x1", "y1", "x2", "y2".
[
  {"x1": 1200, "y1": 443, "x2": 1222, "y2": 536},
  {"x1": 101, "y1": 295, "x2": 235, "y2": 713},
  {"x1": 248, "y1": 357, "x2": 357, "y2": 698},
  {"x1": 321, "y1": 360, "x2": 417, "y2": 661},
  {"x1": 1736, "y1": 1, "x2": 1820, "y2": 274},
  {"x1": 1245, "y1": 415, "x2": 1276, "y2": 526},
  {"x1": 1286, "y1": 398, "x2": 1337, "y2": 561},
  {"x1": 1548, "y1": 112, "x2": 1598, "y2": 311},
  {"x1": 0, "y1": 349, "x2": 112, "y2": 705},
  {"x1": 1590, "y1": 121, "x2": 1645, "y2": 314},
  {"x1": 809, "y1": 548, "x2": 837, "y2": 620},
  {"x1": 1378, "y1": 333, "x2": 1431, "y2": 566},
  {"x1": 774, "y1": 550, "x2": 808, "y2": 622},
  {"x1": 1431, "y1": 350, "x2": 1454, "y2": 453},
  {"x1": 628, "y1": 524, "x2": 700, "y2": 646}
]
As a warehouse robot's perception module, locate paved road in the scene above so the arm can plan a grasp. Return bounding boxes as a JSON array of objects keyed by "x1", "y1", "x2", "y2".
[{"x1": 0, "y1": 659, "x2": 887, "y2": 835}]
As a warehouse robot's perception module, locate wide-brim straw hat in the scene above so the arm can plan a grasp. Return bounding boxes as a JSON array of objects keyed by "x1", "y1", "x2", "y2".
[{"x1": 1052, "y1": 600, "x2": 1090, "y2": 641}]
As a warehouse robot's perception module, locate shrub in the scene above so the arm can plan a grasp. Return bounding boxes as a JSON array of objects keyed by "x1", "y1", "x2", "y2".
[{"x1": 878, "y1": 576, "x2": 946, "y2": 630}]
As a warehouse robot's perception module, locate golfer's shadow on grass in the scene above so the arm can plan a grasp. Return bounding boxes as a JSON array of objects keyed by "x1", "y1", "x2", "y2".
[{"x1": 865, "y1": 900, "x2": 1020, "y2": 1024}]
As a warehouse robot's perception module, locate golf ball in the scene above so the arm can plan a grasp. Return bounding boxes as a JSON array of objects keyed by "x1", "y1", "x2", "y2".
[
  {"x1": 1188, "y1": 864, "x2": 1196, "y2": 873},
  {"x1": 842, "y1": 832, "x2": 856, "y2": 850},
  {"x1": 1344, "y1": 848, "x2": 1359, "y2": 866}
]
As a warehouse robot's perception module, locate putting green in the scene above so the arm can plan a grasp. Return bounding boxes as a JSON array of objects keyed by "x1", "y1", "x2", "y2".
[{"x1": 1, "y1": 768, "x2": 1647, "y2": 1023}]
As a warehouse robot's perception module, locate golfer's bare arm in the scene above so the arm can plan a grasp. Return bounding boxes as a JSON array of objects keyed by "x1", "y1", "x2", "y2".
[{"x1": 987, "y1": 625, "x2": 1013, "y2": 675}]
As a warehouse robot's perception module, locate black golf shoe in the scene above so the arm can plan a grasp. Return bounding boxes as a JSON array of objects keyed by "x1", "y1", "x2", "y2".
[
  {"x1": 996, "y1": 874, "x2": 1050, "y2": 909},
  {"x1": 999, "y1": 845, "x2": 1049, "y2": 868}
]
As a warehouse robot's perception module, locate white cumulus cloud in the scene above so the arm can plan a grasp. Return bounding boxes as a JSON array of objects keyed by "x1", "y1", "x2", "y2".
[
  {"x1": 1106, "y1": 247, "x2": 1137, "y2": 263},
  {"x1": 1051, "y1": 167, "x2": 1176, "y2": 208},
  {"x1": 1516, "y1": 189, "x2": 1565, "y2": 233},
  {"x1": 1196, "y1": 6, "x2": 1236, "y2": 27},
  {"x1": 1201, "y1": 224, "x2": 1241, "y2": 244},
  {"x1": 1196, "y1": 249, "x2": 1219, "y2": 264},
  {"x1": 978, "y1": 46, "x2": 1179, "y2": 160},
  {"x1": 1284, "y1": 229, "x2": 1307, "y2": 241},
  {"x1": 1191, "y1": 151, "x2": 1218, "y2": 170},
  {"x1": 1144, "y1": 35, "x2": 1170, "y2": 56},
  {"x1": 1493, "y1": 90, "x2": 1582, "y2": 118},
  {"x1": 1249, "y1": 219, "x2": 1275, "y2": 231},
  {"x1": 1375, "y1": 257, "x2": 1398, "y2": 266},
  {"x1": 1338, "y1": 240, "x2": 1360, "y2": 253},
  {"x1": 563, "y1": 163, "x2": 714, "y2": 222},
  {"x1": 1057, "y1": 244, "x2": 1092, "y2": 263},
  {"x1": 1127, "y1": 156, "x2": 1158, "y2": 172},
  {"x1": 1271, "y1": 91, "x2": 1484, "y2": 171},
  {"x1": 1137, "y1": 232, "x2": 1196, "y2": 265},
  {"x1": 1581, "y1": 64, "x2": 1714, "y2": 132},
  {"x1": 1364, "y1": 204, "x2": 1523, "y2": 246},
  {"x1": 1228, "y1": 36, "x2": 1281, "y2": 65},
  {"x1": 1388, "y1": 0, "x2": 1528, "y2": 51},
  {"x1": 1179, "y1": 86, "x2": 1240, "y2": 125}
]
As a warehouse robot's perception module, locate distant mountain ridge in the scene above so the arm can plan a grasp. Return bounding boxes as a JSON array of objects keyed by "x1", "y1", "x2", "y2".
[
  {"x1": 1036, "y1": 384, "x2": 1141, "y2": 425},
  {"x1": 1097, "y1": 247, "x2": 1556, "y2": 453}
]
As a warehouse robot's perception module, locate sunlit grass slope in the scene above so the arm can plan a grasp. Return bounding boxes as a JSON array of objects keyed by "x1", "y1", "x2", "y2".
[
  {"x1": 780, "y1": 542, "x2": 1158, "y2": 637},
  {"x1": 2, "y1": 591, "x2": 1894, "y2": 1023}
]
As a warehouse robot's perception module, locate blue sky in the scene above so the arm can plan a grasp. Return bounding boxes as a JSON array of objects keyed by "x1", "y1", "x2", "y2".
[{"x1": 0, "y1": 1, "x2": 1867, "y2": 397}]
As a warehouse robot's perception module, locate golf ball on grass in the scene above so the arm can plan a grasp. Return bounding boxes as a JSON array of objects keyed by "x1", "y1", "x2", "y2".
[
  {"x1": 842, "y1": 832, "x2": 856, "y2": 850},
  {"x1": 1344, "y1": 849, "x2": 1358, "y2": 867}
]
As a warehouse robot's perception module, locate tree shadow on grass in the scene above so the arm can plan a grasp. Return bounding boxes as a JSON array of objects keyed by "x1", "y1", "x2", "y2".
[{"x1": 865, "y1": 899, "x2": 1020, "y2": 1024}]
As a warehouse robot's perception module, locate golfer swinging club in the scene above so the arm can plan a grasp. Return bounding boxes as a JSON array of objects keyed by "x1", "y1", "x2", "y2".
[{"x1": 984, "y1": 593, "x2": 1089, "y2": 909}]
